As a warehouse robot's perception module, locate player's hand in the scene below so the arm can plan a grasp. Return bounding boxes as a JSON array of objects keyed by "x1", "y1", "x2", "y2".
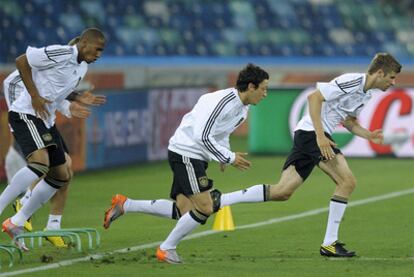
[
  {"x1": 31, "y1": 95, "x2": 51, "y2": 119},
  {"x1": 220, "y1": 163, "x2": 226, "y2": 172},
  {"x1": 232, "y1": 152, "x2": 251, "y2": 171},
  {"x1": 316, "y1": 134, "x2": 337, "y2": 160},
  {"x1": 368, "y1": 129, "x2": 384, "y2": 144},
  {"x1": 69, "y1": 102, "x2": 91, "y2": 119},
  {"x1": 77, "y1": 86, "x2": 106, "y2": 106}
]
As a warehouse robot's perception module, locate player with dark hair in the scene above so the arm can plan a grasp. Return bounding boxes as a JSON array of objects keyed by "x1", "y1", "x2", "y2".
[{"x1": 104, "y1": 64, "x2": 269, "y2": 263}]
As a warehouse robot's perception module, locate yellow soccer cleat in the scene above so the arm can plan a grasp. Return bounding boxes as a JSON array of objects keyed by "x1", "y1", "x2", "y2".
[
  {"x1": 320, "y1": 241, "x2": 356, "y2": 257},
  {"x1": 13, "y1": 199, "x2": 33, "y2": 232},
  {"x1": 44, "y1": 229, "x2": 68, "y2": 248}
]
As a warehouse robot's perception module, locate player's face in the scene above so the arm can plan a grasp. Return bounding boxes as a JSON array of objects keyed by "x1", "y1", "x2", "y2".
[
  {"x1": 80, "y1": 38, "x2": 105, "y2": 64},
  {"x1": 248, "y1": 79, "x2": 268, "y2": 105},
  {"x1": 377, "y1": 70, "x2": 397, "y2": 91}
]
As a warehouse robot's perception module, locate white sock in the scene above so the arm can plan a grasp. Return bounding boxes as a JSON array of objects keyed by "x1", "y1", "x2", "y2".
[
  {"x1": 124, "y1": 199, "x2": 175, "y2": 219},
  {"x1": 220, "y1": 184, "x2": 267, "y2": 207},
  {"x1": 160, "y1": 212, "x2": 200, "y2": 250},
  {"x1": 0, "y1": 166, "x2": 39, "y2": 214},
  {"x1": 322, "y1": 199, "x2": 347, "y2": 246},
  {"x1": 46, "y1": 214, "x2": 62, "y2": 230},
  {"x1": 11, "y1": 180, "x2": 57, "y2": 226},
  {"x1": 20, "y1": 189, "x2": 32, "y2": 206}
]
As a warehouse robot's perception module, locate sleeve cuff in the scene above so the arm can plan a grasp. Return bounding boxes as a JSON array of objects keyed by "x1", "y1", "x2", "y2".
[{"x1": 229, "y1": 152, "x2": 236, "y2": 164}]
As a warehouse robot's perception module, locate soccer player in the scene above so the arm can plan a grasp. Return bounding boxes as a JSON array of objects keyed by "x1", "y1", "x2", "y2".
[
  {"x1": 4, "y1": 88, "x2": 105, "y2": 247},
  {"x1": 0, "y1": 28, "x2": 105, "y2": 250},
  {"x1": 104, "y1": 63, "x2": 269, "y2": 263}
]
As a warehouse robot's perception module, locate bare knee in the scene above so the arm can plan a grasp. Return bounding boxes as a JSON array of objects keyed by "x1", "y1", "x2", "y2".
[
  {"x1": 47, "y1": 164, "x2": 71, "y2": 189},
  {"x1": 195, "y1": 202, "x2": 214, "y2": 216},
  {"x1": 338, "y1": 176, "x2": 357, "y2": 194}
]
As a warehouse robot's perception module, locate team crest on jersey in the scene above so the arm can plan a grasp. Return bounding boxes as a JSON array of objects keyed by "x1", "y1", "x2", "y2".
[
  {"x1": 42, "y1": 133, "x2": 52, "y2": 142},
  {"x1": 198, "y1": 176, "x2": 209, "y2": 187}
]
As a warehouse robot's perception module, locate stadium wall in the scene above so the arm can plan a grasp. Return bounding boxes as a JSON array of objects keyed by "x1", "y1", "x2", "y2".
[
  {"x1": 1, "y1": 59, "x2": 414, "y2": 181},
  {"x1": 250, "y1": 88, "x2": 414, "y2": 158}
]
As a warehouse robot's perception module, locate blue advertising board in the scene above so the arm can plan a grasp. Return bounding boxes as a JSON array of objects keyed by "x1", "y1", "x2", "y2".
[{"x1": 86, "y1": 90, "x2": 150, "y2": 169}]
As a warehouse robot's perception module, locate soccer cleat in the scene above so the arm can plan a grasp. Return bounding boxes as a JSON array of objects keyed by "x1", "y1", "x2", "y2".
[
  {"x1": 103, "y1": 194, "x2": 127, "y2": 229},
  {"x1": 320, "y1": 241, "x2": 356, "y2": 257},
  {"x1": 44, "y1": 229, "x2": 68, "y2": 248},
  {"x1": 2, "y1": 218, "x2": 29, "y2": 251},
  {"x1": 13, "y1": 199, "x2": 33, "y2": 232},
  {"x1": 156, "y1": 247, "x2": 182, "y2": 264}
]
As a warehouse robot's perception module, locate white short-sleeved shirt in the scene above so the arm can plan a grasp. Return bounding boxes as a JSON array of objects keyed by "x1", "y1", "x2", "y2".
[
  {"x1": 9, "y1": 44, "x2": 87, "y2": 128},
  {"x1": 295, "y1": 73, "x2": 381, "y2": 134}
]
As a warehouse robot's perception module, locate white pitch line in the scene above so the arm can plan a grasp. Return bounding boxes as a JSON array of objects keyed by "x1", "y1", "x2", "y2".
[{"x1": 1, "y1": 188, "x2": 413, "y2": 276}]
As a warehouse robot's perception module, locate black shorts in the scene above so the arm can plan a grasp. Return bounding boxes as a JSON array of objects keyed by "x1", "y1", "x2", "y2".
[
  {"x1": 9, "y1": 111, "x2": 67, "y2": 167},
  {"x1": 282, "y1": 130, "x2": 342, "y2": 181},
  {"x1": 168, "y1": 150, "x2": 213, "y2": 200},
  {"x1": 12, "y1": 128, "x2": 69, "y2": 157}
]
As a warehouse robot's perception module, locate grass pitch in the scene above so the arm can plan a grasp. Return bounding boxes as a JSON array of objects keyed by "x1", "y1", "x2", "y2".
[{"x1": 0, "y1": 138, "x2": 413, "y2": 276}]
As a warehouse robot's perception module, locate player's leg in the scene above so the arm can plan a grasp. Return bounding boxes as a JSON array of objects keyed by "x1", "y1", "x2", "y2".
[
  {"x1": 157, "y1": 191, "x2": 212, "y2": 264},
  {"x1": 157, "y1": 151, "x2": 214, "y2": 264},
  {"x1": 47, "y1": 183, "x2": 69, "y2": 230},
  {"x1": 5, "y1": 144, "x2": 27, "y2": 184},
  {"x1": 318, "y1": 154, "x2": 356, "y2": 257},
  {"x1": 103, "y1": 151, "x2": 196, "y2": 229},
  {"x1": 0, "y1": 112, "x2": 51, "y2": 215},
  {"x1": 218, "y1": 131, "x2": 314, "y2": 207},
  {"x1": 123, "y1": 193, "x2": 191, "y2": 219},
  {"x1": 219, "y1": 165, "x2": 304, "y2": 207},
  {"x1": 5, "y1": 126, "x2": 69, "y2": 231},
  {"x1": 9, "y1": 145, "x2": 70, "y2": 229},
  {"x1": 43, "y1": 152, "x2": 72, "y2": 248},
  {"x1": 103, "y1": 195, "x2": 184, "y2": 229},
  {"x1": 103, "y1": 190, "x2": 210, "y2": 229},
  {"x1": 47, "y1": 151, "x2": 72, "y2": 230},
  {"x1": 4, "y1": 143, "x2": 34, "y2": 231}
]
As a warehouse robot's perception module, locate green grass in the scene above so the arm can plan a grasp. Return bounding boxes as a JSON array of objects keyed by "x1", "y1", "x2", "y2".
[{"x1": 0, "y1": 137, "x2": 413, "y2": 276}]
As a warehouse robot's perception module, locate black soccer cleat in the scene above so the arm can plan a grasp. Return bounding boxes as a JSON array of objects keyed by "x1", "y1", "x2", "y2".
[{"x1": 320, "y1": 241, "x2": 356, "y2": 257}]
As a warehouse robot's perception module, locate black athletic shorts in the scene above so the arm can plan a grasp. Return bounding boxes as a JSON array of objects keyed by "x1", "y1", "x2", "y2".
[
  {"x1": 12, "y1": 128, "x2": 69, "y2": 158},
  {"x1": 282, "y1": 130, "x2": 342, "y2": 181},
  {"x1": 9, "y1": 111, "x2": 67, "y2": 167},
  {"x1": 168, "y1": 150, "x2": 213, "y2": 200}
]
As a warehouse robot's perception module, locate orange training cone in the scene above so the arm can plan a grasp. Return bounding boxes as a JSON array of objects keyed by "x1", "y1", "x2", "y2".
[{"x1": 212, "y1": 206, "x2": 235, "y2": 231}]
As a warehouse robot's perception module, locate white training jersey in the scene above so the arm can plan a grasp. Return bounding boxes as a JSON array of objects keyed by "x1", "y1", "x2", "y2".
[
  {"x1": 3, "y1": 70, "x2": 73, "y2": 120},
  {"x1": 8, "y1": 44, "x2": 87, "y2": 128},
  {"x1": 168, "y1": 88, "x2": 248, "y2": 164},
  {"x1": 295, "y1": 73, "x2": 381, "y2": 134}
]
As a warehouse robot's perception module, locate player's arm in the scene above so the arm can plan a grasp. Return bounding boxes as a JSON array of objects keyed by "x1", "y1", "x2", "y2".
[
  {"x1": 15, "y1": 54, "x2": 51, "y2": 119},
  {"x1": 57, "y1": 99, "x2": 91, "y2": 119},
  {"x1": 69, "y1": 87, "x2": 106, "y2": 106},
  {"x1": 342, "y1": 116, "x2": 383, "y2": 144},
  {"x1": 308, "y1": 89, "x2": 336, "y2": 160},
  {"x1": 193, "y1": 102, "x2": 250, "y2": 170}
]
